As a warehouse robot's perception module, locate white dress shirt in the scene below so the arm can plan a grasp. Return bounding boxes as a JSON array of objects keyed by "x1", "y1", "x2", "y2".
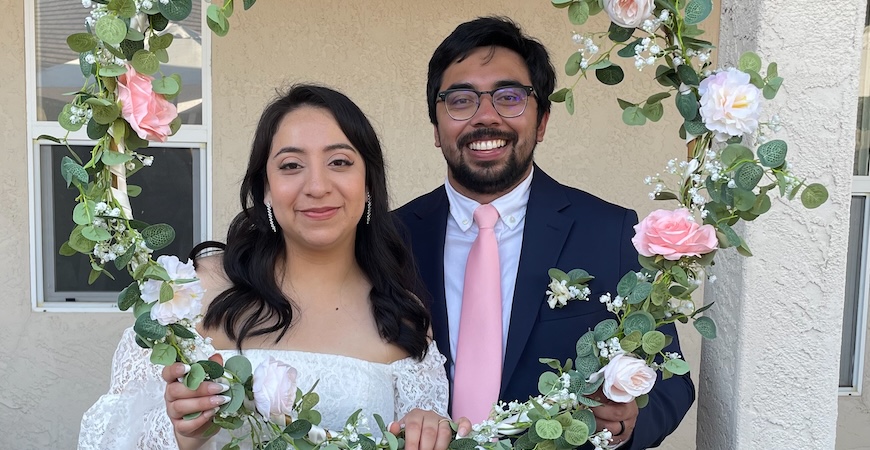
[{"x1": 443, "y1": 168, "x2": 533, "y2": 374}]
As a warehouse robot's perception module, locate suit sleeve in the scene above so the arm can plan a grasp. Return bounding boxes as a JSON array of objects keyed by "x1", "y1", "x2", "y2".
[{"x1": 619, "y1": 209, "x2": 696, "y2": 450}]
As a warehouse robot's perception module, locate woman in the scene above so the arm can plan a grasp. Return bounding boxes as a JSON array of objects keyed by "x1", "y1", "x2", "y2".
[{"x1": 80, "y1": 85, "x2": 456, "y2": 450}]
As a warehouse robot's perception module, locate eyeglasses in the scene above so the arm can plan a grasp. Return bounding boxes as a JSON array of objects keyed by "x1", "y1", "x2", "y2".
[{"x1": 436, "y1": 85, "x2": 535, "y2": 121}]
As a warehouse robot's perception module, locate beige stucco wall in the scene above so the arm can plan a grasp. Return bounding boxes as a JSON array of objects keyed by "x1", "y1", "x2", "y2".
[{"x1": 0, "y1": 0, "x2": 863, "y2": 449}]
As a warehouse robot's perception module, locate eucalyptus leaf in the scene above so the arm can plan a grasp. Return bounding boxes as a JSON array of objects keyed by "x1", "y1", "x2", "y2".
[
  {"x1": 617, "y1": 39, "x2": 642, "y2": 58},
  {"x1": 801, "y1": 183, "x2": 828, "y2": 209},
  {"x1": 738, "y1": 51, "x2": 762, "y2": 74},
  {"x1": 150, "y1": 342, "x2": 177, "y2": 365},
  {"x1": 575, "y1": 331, "x2": 595, "y2": 358},
  {"x1": 664, "y1": 358, "x2": 691, "y2": 375},
  {"x1": 225, "y1": 355, "x2": 253, "y2": 383},
  {"x1": 59, "y1": 241, "x2": 77, "y2": 257},
  {"x1": 641, "y1": 101, "x2": 664, "y2": 122},
  {"x1": 101, "y1": 149, "x2": 133, "y2": 166},
  {"x1": 538, "y1": 371, "x2": 561, "y2": 395},
  {"x1": 134, "y1": 313, "x2": 168, "y2": 340},
  {"x1": 622, "y1": 106, "x2": 647, "y2": 126},
  {"x1": 616, "y1": 271, "x2": 638, "y2": 297},
  {"x1": 95, "y1": 16, "x2": 127, "y2": 45},
  {"x1": 68, "y1": 33, "x2": 98, "y2": 53},
  {"x1": 593, "y1": 319, "x2": 618, "y2": 341},
  {"x1": 675, "y1": 92, "x2": 699, "y2": 120},
  {"x1": 608, "y1": 22, "x2": 634, "y2": 43},
  {"x1": 73, "y1": 200, "x2": 95, "y2": 226},
  {"x1": 158, "y1": 0, "x2": 193, "y2": 21},
  {"x1": 596, "y1": 65, "x2": 625, "y2": 85},
  {"x1": 565, "y1": 52, "x2": 583, "y2": 76},
  {"x1": 565, "y1": 89, "x2": 575, "y2": 115},
  {"x1": 677, "y1": 64, "x2": 699, "y2": 86},
  {"x1": 568, "y1": 1, "x2": 590, "y2": 25},
  {"x1": 132, "y1": 50, "x2": 160, "y2": 74},
  {"x1": 549, "y1": 87, "x2": 571, "y2": 103},
  {"x1": 58, "y1": 104, "x2": 83, "y2": 132},
  {"x1": 82, "y1": 224, "x2": 112, "y2": 241},
  {"x1": 623, "y1": 311, "x2": 656, "y2": 336},
  {"x1": 757, "y1": 139, "x2": 787, "y2": 168},
  {"x1": 642, "y1": 330, "x2": 666, "y2": 354}
]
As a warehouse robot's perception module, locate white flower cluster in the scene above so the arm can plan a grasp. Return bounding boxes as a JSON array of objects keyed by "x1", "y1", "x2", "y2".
[
  {"x1": 633, "y1": 36, "x2": 660, "y2": 71},
  {"x1": 684, "y1": 48, "x2": 712, "y2": 64},
  {"x1": 571, "y1": 33, "x2": 600, "y2": 71},
  {"x1": 598, "y1": 292, "x2": 624, "y2": 314},
  {"x1": 546, "y1": 279, "x2": 590, "y2": 309},
  {"x1": 665, "y1": 298, "x2": 695, "y2": 317},
  {"x1": 66, "y1": 105, "x2": 93, "y2": 125},
  {"x1": 178, "y1": 331, "x2": 214, "y2": 362},
  {"x1": 589, "y1": 429, "x2": 613, "y2": 450},
  {"x1": 334, "y1": 416, "x2": 369, "y2": 446},
  {"x1": 596, "y1": 336, "x2": 623, "y2": 359},
  {"x1": 641, "y1": 8, "x2": 670, "y2": 33}
]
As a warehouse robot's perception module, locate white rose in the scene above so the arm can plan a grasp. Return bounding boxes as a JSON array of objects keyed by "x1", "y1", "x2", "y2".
[
  {"x1": 591, "y1": 353, "x2": 657, "y2": 403},
  {"x1": 156, "y1": 255, "x2": 198, "y2": 280},
  {"x1": 252, "y1": 357, "x2": 298, "y2": 425},
  {"x1": 149, "y1": 281, "x2": 205, "y2": 325},
  {"x1": 698, "y1": 68, "x2": 762, "y2": 141},
  {"x1": 603, "y1": 0, "x2": 655, "y2": 29}
]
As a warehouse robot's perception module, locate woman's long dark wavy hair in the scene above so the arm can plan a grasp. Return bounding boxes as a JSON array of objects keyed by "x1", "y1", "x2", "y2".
[{"x1": 193, "y1": 84, "x2": 431, "y2": 359}]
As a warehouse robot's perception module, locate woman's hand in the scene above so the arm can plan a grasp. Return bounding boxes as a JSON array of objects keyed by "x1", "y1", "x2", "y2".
[
  {"x1": 390, "y1": 409, "x2": 472, "y2": 450},
  {"x1": 162, "y1": 354, "x2": 229, "y2": 450}
]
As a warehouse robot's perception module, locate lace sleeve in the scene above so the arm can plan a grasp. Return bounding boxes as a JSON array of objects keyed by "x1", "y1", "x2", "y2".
[
  {"x1": 78, "y1": 327, "x2": 180, "y2": 450},
  {"x1": 392, "y1": 341, "x2": 450, "y2": 418}
]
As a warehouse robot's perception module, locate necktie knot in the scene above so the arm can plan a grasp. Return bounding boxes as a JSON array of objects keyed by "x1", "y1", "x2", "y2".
[{"x1": 474, "y1": 204, "x2": 499, "y2": 229}]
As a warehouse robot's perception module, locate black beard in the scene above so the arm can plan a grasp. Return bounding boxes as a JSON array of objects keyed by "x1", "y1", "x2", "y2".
[{"x1": 446, "y1": 129, "x2": 535, "y2": 195}]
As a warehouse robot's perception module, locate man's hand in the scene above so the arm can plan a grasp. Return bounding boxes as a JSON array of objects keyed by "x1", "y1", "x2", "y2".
[{"x1": 591, "y1": 390, "x2": 639, "y2": 447}]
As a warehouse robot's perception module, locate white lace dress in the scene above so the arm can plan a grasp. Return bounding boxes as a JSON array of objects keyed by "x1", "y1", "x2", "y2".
[{"x1": 79, "y1": 328, "x2": 449, "y2": 450}]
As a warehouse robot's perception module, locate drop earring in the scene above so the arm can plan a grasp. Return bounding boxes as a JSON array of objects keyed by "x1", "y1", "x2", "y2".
[
  {"x1": 266, "y1": 202, "x2": 276, "y2": 233},
  {"x1": 365, "y1": 192, "x2": 372, "y2": 225}
]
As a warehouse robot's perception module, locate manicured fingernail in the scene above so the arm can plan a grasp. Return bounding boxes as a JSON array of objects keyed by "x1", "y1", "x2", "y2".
[
  {"x1": 212, "y1": 395, "x2": 231, "y2": 406},
  {"x1": 179, "y1": 364, "x2": 191, "y2": 375},
  {"x1": 387, "y1": 421, "x2": 395, "y2": 430},
  {"x1": 208, "y1": 383, "x2": 230, "y2": 394}
]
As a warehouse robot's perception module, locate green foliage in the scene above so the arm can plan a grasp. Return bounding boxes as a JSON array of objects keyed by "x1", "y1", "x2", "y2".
[
  {"x1": 801, "y1": 183, "x2": 829, "y2": 209},
  {"x1": 692, "y1": 315, "x2": 717, "y2": 339},
  {"x1": 225, "y1": 355, "x2": 253, "y2": 383}
]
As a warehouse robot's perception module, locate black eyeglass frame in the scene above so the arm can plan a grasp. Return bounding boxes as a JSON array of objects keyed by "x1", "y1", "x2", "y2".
[{"x1": 436, "y1": 85, "x2": 536, "y2": 120}]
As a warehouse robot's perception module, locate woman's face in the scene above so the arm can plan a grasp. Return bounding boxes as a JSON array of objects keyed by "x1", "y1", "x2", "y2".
[{"x1": 264, "y1": 106, "x2": 367, "y2": 252}]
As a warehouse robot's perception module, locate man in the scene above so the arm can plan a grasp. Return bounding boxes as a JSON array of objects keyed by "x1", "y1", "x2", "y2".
[{"x1": 395, "y1": 17, "x2": 695, "y2": 449}]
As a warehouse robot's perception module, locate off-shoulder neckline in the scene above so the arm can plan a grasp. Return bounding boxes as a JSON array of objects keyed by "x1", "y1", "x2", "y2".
[{"x1": 214, "y1": 340, "x2": 439, "y2": 367}]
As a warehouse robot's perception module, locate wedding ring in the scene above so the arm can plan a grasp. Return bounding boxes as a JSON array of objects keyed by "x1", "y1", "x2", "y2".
[{"x1": 615, "y1": 420, "x2": 625, "y2": 436}]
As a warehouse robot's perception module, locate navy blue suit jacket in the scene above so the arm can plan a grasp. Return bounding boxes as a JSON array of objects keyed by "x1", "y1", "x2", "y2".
[{"x1": 394, "y1": 167, "x2": 695, "y2": 449}]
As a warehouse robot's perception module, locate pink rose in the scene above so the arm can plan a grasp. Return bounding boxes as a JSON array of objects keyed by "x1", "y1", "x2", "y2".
[
  {"x1": 592, "y1": 353, "x2": 657, "y2": 403},
  {"x1": 603, "y1": 0, "x2": 655, "y2": 29},
  {"x1": 632, "y1": 208, "x2": 718, "y2": 261},
  {"x1": 117, "y1": 65, "x2": 177, "y2": 142},
  {"x1": 252, "y1": 357, "x2": 298, "y2": 425}
]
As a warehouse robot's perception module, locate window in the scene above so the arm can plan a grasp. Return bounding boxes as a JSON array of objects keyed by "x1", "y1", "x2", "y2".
[
  {"x1": 27, "y1": 0, "x2": 210, "y2": 311},
  {"x1": 840, "y1": 2, "x2": 870, "y2": 394}
]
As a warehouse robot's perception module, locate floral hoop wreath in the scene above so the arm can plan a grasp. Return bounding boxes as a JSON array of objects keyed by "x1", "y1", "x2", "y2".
[{"x1": 50, "y1": 0, "x2": 828, "y2": 449}]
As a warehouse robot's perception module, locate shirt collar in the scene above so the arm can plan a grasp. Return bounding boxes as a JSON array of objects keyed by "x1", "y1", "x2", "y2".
[{"x1": 444, "y1": 167, "x2": 534, "y2": 232}]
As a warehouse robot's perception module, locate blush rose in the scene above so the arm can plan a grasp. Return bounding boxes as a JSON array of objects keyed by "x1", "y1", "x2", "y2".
[
  {"x1": 632, "y1": 208, "x2": 718, "y2": 261},
  {"x1": 117, "y1": 65, "x2": 177, "y2": 142},
  {"x1": 603, "y1": 0, "x2": 655, "y2": 29},
  {"x1": 592, "y1": 353, "x2": 657, "y2": 403}
]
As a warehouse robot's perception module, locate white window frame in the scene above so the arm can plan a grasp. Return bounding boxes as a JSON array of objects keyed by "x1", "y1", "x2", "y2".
[
  {"x1": 841, "y1": 179, "x2": 870, "y2": 396},
  {"x1": 25, "y1": 1, "x2": 213, "y2": 312}
]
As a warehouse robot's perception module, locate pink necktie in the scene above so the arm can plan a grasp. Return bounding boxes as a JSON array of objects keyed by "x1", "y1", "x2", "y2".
[{"x1": 452, "y1": 204, "x2": 502, "y2": 423}]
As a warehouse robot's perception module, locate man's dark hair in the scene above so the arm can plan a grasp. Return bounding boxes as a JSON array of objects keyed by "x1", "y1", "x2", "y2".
[{"x1": 426, "y1": 16, "x2": 556, "y2": 125}]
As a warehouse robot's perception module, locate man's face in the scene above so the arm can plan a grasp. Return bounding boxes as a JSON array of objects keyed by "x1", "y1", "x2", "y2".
[{"x1": 433, "y1": 46, "x2": 549, "y2": 202}]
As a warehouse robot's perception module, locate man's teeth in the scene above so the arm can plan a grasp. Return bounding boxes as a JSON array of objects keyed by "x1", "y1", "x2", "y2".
[{"x1": 468, "y1": 139, "x2": 507, "y2": 150}]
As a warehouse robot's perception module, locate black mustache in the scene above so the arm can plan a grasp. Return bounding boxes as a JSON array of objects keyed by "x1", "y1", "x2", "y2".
[{"x1": 457, "y1": 128, "x2": 517, "y2": 148}]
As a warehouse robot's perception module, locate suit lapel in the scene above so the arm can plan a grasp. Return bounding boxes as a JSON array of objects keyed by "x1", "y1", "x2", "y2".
[
  {"x1": 501, "y1": 169, "x2": 573, "y2": 393},
  {"x1": 412, "y1": 188, "x2": 453, "y2": 369}
]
